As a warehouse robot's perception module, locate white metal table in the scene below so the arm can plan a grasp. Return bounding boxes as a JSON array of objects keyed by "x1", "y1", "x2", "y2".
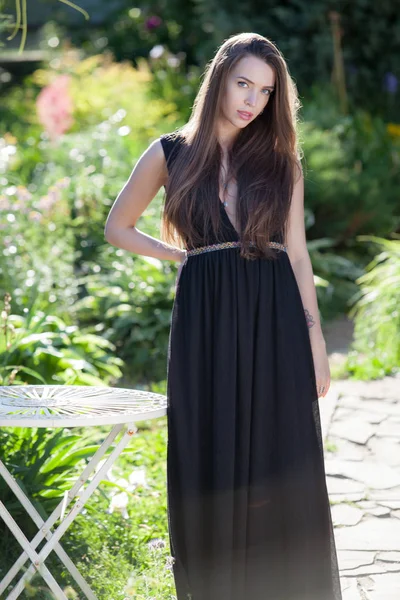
[{"x1": 0, "y1": 385, "x2": 167, "y2": 600}]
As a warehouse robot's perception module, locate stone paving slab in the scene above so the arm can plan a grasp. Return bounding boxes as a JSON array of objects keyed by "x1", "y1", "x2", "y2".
[
  {"x1": 324, "y1": 375, "x2": 400, "y2": 600},
  {"x1": 341, "y1": 577, "x2": 363, "y2": 600}
]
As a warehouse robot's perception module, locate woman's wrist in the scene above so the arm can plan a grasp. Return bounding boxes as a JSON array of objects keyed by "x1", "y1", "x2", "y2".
[
  {"x1": 171, "y1": 248, "x2": 187, "y2": 263},
  {"x1": 310, "y1": 331, "x2": 326, "y2": 349}
]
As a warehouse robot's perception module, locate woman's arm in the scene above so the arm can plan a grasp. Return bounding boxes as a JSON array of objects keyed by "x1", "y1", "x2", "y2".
[
  {"x1": 104, "y1": 138, "x2": 186, "y2": 263},
  {"x1": 286, "y1": 164, "x2": 330, "y2": 398},
  {"x1": 286, "y1": 165, "x2": 325, "y2": 347}
]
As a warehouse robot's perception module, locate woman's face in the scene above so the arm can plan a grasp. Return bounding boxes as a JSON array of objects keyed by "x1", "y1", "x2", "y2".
[{"x1": 220, "y1": 54, "x2": 276, "y2": 129}]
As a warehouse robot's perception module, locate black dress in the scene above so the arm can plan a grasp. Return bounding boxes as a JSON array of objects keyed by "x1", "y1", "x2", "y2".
[{"x1": 161, "y1": 132, "x2": 342, "y2": 600}]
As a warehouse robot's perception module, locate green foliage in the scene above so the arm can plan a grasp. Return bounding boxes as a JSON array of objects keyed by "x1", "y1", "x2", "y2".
[
  {"x1": 0, "y1": 10, "x2": 14, "y2": 48},
  {"x1": 53, "y1": 0, "x2": 400, "y2": 121},
  {"x1": 338, "y1": 0, "x2": 398, "y2": 119},
  {"x1": 301, "y1": 95, "x2": 400, "y2": 247},
  {"x1": 0, "y1": 417, "x2": 176, "y2": 600},
  {"x1": 32, "y1": 52, "x2": 180, "y2": 134},
  {"x1": 0, "y1": 424, "x2": 109, "y2": 598},
  {"x1": 0, "y1": 51, "x2": 185, "y2": 389},
  {"x1": 306, "y1": 237, "x2": 364, "y2": 320},
  {"x1": 61, "y1": 419, "x2": 175, "y2": 599},
  {"x1": 0, "y1": 293, "x2": 124, "y2": 386},
  {"x1": 296, "y1": 90, "x2": 400, "y2": 320},
  {"x1": 0, "y1": 426, "x2": 97, "y2": 517},
  {"x1": 170, "y1": 0, "x2": 398, "y2": 120},
  {"x1": 144, "y1": 50, "x2": 202, "y2": 122},
  {"x1": 344, "y1": 236, "x2": 400, "y2": 378},
  {"x1": 0, "y1": 177, "x2": 77, "y2": 314},
  {"x1": 0, "y1": 51, "x2": 180, "y2": 143},
  {"x1": 73, "y1": 248, "x2": 176, "y2": 386}
]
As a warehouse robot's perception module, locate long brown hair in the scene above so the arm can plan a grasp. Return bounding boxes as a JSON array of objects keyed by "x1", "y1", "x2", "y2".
[{"x1": 161, "y1": 32, "x2": 303, "y2": 260}]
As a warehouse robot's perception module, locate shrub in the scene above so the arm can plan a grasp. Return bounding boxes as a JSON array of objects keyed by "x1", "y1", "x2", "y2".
[
  {"x1": 345, "y1": 236, "x2": 400, "y2": 378},
  {"x1": 0, "y1": 292, "x2": 124, "y2": 386}
]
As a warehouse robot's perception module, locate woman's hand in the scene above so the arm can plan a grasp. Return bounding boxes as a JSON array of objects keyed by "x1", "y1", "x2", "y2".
[{"x1": 310, "y1": 337, "x2": 330, "y2": 398}]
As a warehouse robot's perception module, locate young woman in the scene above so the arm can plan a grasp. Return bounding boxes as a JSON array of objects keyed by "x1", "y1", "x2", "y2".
[{"x1": 105, "y1": 32, "x2": 342, "y2": 600}]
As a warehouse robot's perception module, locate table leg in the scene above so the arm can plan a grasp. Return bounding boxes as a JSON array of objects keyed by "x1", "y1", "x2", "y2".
[
  {"x1": 0, "y1": 422, "x2": 137, "y2": 600},
  {"x1": 0, "y1": 423, "x2": 123, "y2": 597},
  {"x1": 0, "y1": 505, "x2": 69, "y2": 600}
]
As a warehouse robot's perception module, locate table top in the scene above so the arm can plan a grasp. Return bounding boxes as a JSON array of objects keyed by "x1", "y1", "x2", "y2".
[{"x1": 0, "y1": 385, "x2": 167, "y2": 428}]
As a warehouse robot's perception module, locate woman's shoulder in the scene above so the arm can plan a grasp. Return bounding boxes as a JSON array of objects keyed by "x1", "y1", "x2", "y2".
[
  {"x1": 159, "y1": 129, "x2": 185, "y2": 147},
  {"x1": 159, "y1": 128, "x2": 185, "y2": 140},
  {"x1": 159, "y1": 129, "x2": 186, "y2": 163}
]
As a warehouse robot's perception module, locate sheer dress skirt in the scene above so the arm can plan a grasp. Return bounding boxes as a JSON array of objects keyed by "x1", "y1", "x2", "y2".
[{"x1": 166, "y1": 243, "x2": 342, "y2": 600}]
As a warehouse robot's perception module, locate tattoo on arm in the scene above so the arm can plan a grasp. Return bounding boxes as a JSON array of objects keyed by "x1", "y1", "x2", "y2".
[{"x1": 304, "y1": 309, "x2": 315, "y2": 329}]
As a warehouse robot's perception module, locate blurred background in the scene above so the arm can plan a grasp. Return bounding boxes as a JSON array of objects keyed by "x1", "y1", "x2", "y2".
[{"x1": 0, "y1": 1, "x2": 399, "y2": 598}]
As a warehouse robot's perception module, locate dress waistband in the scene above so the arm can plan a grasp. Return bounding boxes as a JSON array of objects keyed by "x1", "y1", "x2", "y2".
[{"x1": 186, "y1": 240, "x2": 287, "y2": 257}]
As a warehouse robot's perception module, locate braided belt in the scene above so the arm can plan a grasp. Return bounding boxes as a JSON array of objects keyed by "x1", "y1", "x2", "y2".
[{"x1": 186, "y1": 240, "x2": 287, "y2": 257}]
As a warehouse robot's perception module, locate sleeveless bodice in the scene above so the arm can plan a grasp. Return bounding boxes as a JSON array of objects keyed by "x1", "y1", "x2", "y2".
[{"x1": 159, "y1": 131, "x2": 284, "y2": 250}]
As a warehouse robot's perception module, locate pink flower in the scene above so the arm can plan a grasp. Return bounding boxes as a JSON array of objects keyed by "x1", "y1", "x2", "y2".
[
  {"x1": 145, "y1": 15, "x2": 162, "y2": 30},
  {"x1": 0, "y1": 196, "x2": 11, "y2": 211},
  {"x1": 36, "y1": 75, "x2": 74, "y2": 141}
]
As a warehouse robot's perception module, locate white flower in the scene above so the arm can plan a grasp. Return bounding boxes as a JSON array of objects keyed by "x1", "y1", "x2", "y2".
[
  {"x1": 94, "y1": 458, "x2": 116, "y2": 482},
  {"x1": 109, "y1": 491, "x2": 129, "y2": 519},
  {"x1": 114, "y1": 477, "x2": 130, "y2": 490},
  {"x1": 149, "y1": 44, "x2": 164, "y2": 59},
  {"x1": 167, "y1": 57, "x2": 180, "y2": 68},
  {"x1": 128, "y1": 467, "x2": 148, "y2": 489}
]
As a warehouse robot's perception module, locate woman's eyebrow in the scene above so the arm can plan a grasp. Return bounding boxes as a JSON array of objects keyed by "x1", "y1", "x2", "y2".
[{"x1": 235, "y1": 75, "x2": 275, "y2": 89}]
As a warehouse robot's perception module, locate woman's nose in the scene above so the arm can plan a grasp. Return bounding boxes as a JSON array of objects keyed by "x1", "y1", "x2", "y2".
[{"x1": 245, "y1": 92, "x2": 257, "y2": 107}]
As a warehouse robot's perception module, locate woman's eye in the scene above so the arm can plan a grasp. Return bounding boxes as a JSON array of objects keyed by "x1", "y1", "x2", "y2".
[{"x1": 238, "y1": 81, "x2": 270, "y2": 95}]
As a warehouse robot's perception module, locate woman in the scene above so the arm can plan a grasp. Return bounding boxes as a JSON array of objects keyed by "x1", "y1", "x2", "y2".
[{"x1": 105, "y1": 32, "x2": 342, "y2": 600}]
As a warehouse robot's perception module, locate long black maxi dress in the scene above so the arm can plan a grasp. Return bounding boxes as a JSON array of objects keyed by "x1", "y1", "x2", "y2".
[{"x1": 161, "y1": 132, "x2": 342, "y2": 600}]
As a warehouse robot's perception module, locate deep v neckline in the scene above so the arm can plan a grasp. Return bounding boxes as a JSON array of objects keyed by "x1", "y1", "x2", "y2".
[{"x1": 219, "y1": 199, "x2": 240, "y2": 238}]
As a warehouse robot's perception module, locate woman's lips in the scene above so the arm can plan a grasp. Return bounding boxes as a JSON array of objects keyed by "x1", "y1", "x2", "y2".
[{"x1": 237, "y1": 110, "x2": 253, "y2": 120}]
